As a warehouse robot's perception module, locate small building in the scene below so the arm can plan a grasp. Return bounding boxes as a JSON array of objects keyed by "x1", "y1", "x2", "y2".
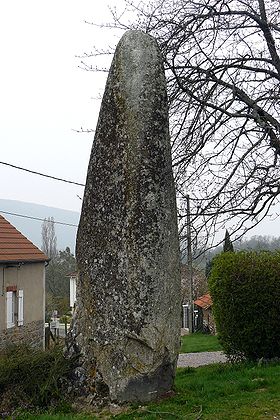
[
  {"x1": 194, "y1": 293, "x2": 216, "y2": 334},
  {"x1": 181, "y1": 264, "x2": 208, "y2": 331},
  {"x1": 0, "y1": 215, "x2": 49, "y2": 349}
]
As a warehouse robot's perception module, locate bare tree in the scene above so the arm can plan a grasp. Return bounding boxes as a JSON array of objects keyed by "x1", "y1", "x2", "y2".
[
  {"x1": 41, "y1": 217, "x2": 57, "y2": 259},
  {"x1": 83, "y1": 0, "x2": 280, "y2": 253},
  {"x1": 181, "y1": 264, "x2": 208, "y2": 302}
]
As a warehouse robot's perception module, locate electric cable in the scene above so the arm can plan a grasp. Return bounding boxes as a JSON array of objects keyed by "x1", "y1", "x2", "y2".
[
  {"x1": 0, "y1": 210, "x2": 78, "y2": 227},
  {"x1": 0, "y1": 161, "x2": 85, "y2": 187}
]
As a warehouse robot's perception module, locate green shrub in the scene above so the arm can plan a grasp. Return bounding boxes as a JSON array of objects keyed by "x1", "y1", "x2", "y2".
[
  {"x1": 0, "y1": 344, "x2": 74, "y2": 415},
  {"x1": 209, "y1": 251, "x2": 280, "y2": 361},
  {"x1": 59, "y1": 314, "x2": 72, "y2": 324}
]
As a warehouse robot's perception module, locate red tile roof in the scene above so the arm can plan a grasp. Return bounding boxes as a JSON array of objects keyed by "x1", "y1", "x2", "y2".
[
  {"x1": 0, "y1": 214, "x2": 49, "y2": 263},
  {"x1": 194, "y1": 293, "x2": 212, "y2": 309}
]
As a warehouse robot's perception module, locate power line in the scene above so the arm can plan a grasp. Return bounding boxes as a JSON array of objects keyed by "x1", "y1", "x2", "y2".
[
  {"x1": 0, "y1": 161, "x2": 85, "y2": 187},
  {"x1": 0, "y1": 210, "x2": 78, "y2": 227}
]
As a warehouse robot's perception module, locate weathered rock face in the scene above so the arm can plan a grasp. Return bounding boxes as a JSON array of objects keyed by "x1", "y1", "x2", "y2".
[{"x1": 67, "y1": 30, "x2": 181, "y2": 404}]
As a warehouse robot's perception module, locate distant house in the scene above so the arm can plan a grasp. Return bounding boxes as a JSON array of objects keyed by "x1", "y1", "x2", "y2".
[
  {"x1": 194, "y1": 293, "x2": 216, "y2": 334},
  {"x1": 66, "y1": 271, "x2": 77, "y2": 312},
  {"x1": 181, "y1": 264, "x2": 208, "y2": 330},
  {"x1": 0, "y1": 215, "x2": 49, "y2": 350}
]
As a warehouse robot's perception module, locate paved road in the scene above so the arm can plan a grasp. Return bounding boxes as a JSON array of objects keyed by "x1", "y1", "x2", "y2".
[{"x1": 178, "y1": 351, "x2": 227, "y2": 368}]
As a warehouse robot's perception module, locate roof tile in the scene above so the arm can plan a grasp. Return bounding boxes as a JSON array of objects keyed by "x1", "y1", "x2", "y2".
[
  {"x1": 0, "y1": 214, "x2": 49, "y2": 263},
  {"x1": 194, "y1": 293, "x2": 212, "y2": 309}
]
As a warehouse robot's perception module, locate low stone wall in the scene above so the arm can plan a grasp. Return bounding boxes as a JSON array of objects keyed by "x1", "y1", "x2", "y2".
[{"x1": 0, "y1": 320, "x2": 44, "y2": 350}]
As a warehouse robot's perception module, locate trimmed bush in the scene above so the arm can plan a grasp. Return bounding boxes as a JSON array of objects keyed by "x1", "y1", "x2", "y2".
[{"x1": 209, "y1": 251, "x2": 280, "y2": 361}]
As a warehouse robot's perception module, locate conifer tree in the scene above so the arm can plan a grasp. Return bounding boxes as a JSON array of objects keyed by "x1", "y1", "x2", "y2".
[{"x1": 223, "y1": 229, "x2": 234, "y2": 252}]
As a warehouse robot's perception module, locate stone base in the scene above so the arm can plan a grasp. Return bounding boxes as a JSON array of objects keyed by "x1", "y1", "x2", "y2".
[
  {"x1": 115, "y1": 358, "x2": 176, "y2": 402},
  {"x1": 0, "y1": 320, "x2": 44, "y2": 350}
]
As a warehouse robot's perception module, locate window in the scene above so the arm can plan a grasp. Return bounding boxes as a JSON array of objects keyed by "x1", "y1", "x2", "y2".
[
  {"x1": 6, "y1": 291, "x2": 16, "y2": 328},
  {"x1": 6, "y1": 289, "x2": 24, "y2": 328}
]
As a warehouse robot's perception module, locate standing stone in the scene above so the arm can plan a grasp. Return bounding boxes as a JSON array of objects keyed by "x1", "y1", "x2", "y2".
[{"x1": 67, "y1": 30, "x2": 181, "y2": 404}]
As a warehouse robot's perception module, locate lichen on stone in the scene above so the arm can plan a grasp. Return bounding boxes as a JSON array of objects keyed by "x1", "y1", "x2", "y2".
[{"x1": 66, "y1": 30, "x2": 181, "y2": 405}]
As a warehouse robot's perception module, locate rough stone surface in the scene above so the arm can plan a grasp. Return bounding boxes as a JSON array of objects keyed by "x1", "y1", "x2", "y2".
[
  {"x1": 0, "y1": 320, "x2": 44, "y2": 350},
  {"x1": 66, "y1": 30, "x2": 181, "y2": 404}
]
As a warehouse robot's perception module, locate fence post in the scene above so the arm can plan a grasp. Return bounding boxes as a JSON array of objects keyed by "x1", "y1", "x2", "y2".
[{"x1": 45, "y1": 324, "x2": 50, "y2": 349}]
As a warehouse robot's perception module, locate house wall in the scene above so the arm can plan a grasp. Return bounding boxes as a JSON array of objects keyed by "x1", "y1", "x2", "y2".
[{"x1": 0, "y1": 262, "x2": 45, "y2": 349}]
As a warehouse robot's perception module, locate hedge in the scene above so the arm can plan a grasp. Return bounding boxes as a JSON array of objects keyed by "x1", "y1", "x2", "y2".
[{"x1": 209, "y1": 251, "x2": 280, "y2": 361}]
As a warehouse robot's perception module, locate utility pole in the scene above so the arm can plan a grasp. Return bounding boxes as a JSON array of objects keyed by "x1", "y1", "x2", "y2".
[{"x1": 186, "y1": 194, "x2": 194, "y2": 333}]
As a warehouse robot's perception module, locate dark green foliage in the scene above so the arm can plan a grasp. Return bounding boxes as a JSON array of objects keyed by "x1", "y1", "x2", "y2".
[
  {"x1": 223, "y1": 229, "x2": 234, "y2": 252},
  {"x1": 42, "y1": 218, "x2": 76, "y2": 315},
  {"x1": 0, "y1": 345, "x2": 73, "y2": 415},
  {"x1": 209, "y1": 251, "x2": 280, "y2": 361},
  {"x1": 46, "y1": 247, "x2": 76, "y2": 316}
]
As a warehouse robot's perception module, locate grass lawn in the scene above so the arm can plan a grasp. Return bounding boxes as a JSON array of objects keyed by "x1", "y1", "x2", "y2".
[
  {"x1": 180, "y1": 332, "x2": 223, "y2": 353},
  {"x1": 19, "y1": 362, "x2": 280, "y2": 420}
]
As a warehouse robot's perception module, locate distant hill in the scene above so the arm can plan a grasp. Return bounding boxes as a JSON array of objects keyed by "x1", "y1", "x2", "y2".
[{"x1": 0, "y1": 199, "x2": 79, "y2": 252}]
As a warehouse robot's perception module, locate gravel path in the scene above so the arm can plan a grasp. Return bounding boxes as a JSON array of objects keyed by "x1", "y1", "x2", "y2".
[{"x1": 177, "y1": 351, "x2": 227, "y2": 368}]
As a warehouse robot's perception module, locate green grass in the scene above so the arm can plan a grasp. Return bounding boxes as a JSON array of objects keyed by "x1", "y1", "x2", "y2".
[
  {"x1": 114, "y1": 362, "x2": 280, "y2": 420},
  {"x1": 13, "y1": 413, "x2": 110, "y2": 419},
  {"x1": 180, "y1": 332, "x2": 222, "y2": 353},
  {"x1": 3, "y1": 341, "x2": 279, "y2": 420},
  {"x1": 18, "y1": 362, "x2": 280, "y2": 419}
]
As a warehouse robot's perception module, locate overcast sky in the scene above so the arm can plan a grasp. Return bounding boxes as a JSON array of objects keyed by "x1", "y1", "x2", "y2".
[
  {"x1": 1, "y1": 1, "x2": 279, "y2": 239},
  {"x1": 0, "y1": 0, "x2": 127, "y2": 212}
]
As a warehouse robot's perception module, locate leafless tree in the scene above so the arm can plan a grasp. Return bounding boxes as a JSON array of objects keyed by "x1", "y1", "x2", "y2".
[
  {"x1": 41, "y1": 217, "x2": 57, "y2": 259},
  {"x1": 181, "y1": 264, "x2": 208, "y2": 302},
  {"x1": 83, "y1": 0, "x2": 280, "y2": 253}
]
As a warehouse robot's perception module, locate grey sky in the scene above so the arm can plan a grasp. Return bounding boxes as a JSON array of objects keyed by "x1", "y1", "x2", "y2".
[
  {"x1": 1, "y1": 0, "x2": 125, "y2": 212},
  {"x1": 1, "y1": 0, "x2": 279, "y2": 239}
]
